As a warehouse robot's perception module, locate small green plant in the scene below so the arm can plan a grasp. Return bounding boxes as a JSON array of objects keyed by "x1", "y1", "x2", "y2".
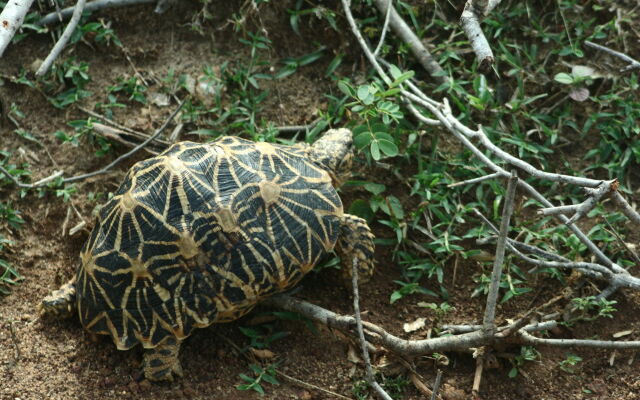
[
  {"x1": 107, "y1": 76, "x2": 147, "y2": 104},
  {"x1": 508, "y1": 346, "x2": 540, "y2": 378},
  {"x1": 565, "y1": 296, "x2": 617, "y2": 325},
  {"x1": 353, "y1": 374, "x2": 409, "y2": 400},
  {"x1": 43, "y1": 58, "x2": 93, "y2": 108},
  {"x1": 237, "y1": 362, "x2": 280, "y2": 395},
  {"x1": 558, "y1": 353, "x2": 582, "y2": 373},
  {"x1": 0, "y1": 236, "x2": 20, "y2": 295},
  {"x1": 238, "y1": 325, "x2": 288, "y2": 350}
]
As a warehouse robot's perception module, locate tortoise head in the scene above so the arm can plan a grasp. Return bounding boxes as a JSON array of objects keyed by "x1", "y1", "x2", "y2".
[{"x1": 309, "y1": 128, "x2": 354, "y2": 187}]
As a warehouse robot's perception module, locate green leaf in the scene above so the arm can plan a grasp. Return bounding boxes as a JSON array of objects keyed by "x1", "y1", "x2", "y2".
[
  {"x1": 378, "y1": 139, "x2": 399, "y2": 157},
  {"x1": 390, "y1": 290, "x2": 403, "y2": 304},
  {"x1": 337, "y1": 80, "x2": 354, "y2": 97},
  {"x1": 354, "y1": 132, "x2": 372, "y2": 149},
  {"x1": 363, "y1": 182, "x2": 386, "y2": 195},
  {"x1": 262, "y1": 374, "x2": 280, "y2": 385},
  {"x1": 370, "y1": 141, "x2": 381, "y2": 160},
  {"x1": 348, "y1": 199, "x2": 374, "y2": 221},
  {"x1": 553, "y1": 72, "x2": 574, "y2": 85}
]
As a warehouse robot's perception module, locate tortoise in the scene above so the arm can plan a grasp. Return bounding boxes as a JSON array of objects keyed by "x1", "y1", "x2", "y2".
[{"x1": 41, "y1": 128, "x2": 375, "y2": 381}]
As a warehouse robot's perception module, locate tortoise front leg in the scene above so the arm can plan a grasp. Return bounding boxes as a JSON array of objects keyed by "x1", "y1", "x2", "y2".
[
  {"x1": 336, "y1": 214, "x2": 375, "y2": 283},
  {"x1": 143, "y1": 337, "x2": 184, "y2": 381},
  {"x1": 40, "y1": 279, "x2": 77, "y2": 318}
]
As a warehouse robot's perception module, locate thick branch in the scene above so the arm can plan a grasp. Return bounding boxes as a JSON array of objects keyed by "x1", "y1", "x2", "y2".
[
  {"x1": 459, "y1": 1, "x2": 494, "y2": 71},
  {"x1": 370, "y1": 0, "x2": 448, "y2": 83},
  {"x1": 39, "y1": 0, "x2": 155, "y2": 26},
  {"x1": 0, "y1": 0, "x2": 36, "y2": 57}
]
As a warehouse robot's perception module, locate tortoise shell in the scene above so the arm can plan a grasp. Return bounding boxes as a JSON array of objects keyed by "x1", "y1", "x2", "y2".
[{"x1": 75, "y1": 136, "x2": 343, "y2": 350}]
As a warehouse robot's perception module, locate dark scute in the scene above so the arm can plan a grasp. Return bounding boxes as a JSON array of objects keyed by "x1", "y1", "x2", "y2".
[
  {"x1": 182, "y1": 174, "x2": 215, "y2": 212},
  {"x1": 222, "y1": 285, "x2": 246, "y2": 304},
  {"x1": 134, "y1": 206, "x2": 176, "y2": 243},
  {"x1": 135, "y1": 172, "x2": 170, "y2": 211},
  {"x1": 167, "y1": 175, "x2": 188, "y2": 219},
  {"x1": 282, "y1": 189, "x2": 341, "y2": 212},
  {"x1": 119, "y1": 212, "x2": 141, "y2": 258},
  {"x1": 216, "y1": 158, "x2": 240, "y2": 199}
]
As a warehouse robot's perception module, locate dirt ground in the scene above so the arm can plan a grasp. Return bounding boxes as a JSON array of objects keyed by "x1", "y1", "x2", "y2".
[{"x1": 2, "y1": 1, "x2": 640, "y2": 399}]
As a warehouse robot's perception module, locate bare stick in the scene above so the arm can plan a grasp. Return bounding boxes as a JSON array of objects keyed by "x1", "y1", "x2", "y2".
[
  {"x1": 538, "y1": 204, "x2": 580, "y2": 216},
  {"x1": 0, "y1": 0, "x2": 36, "y2": 57},
  {"x1": 9, "y1": 321, "x2": 21, "y2": 363},
  {"x1": 585, "y1": 40, "x2": 640, "y2": 72},
  {"x1": 351, "y1": 256, "x2": 392, "y2": 400},
  {"x1": 611, "y1": 191, "x2": 640, "y2": 226},
  {"x1": 460, "y1": 1, "x2": 494, "y2": 71},
  {"x1": 36, "y1": 0, "x2": 87, "y2": 77},
  {"x1": 370, "y1": 0, "x2": 448, "y2": 83},
  {"x1": 372, "y1": 0, "x2": 392, "y2": 57},
  {"x1": 448, "y1": 172, "x2": 500, "y2": 187},
  {"x1": 276, "y1": 371, "x2": 353, "y2": 400},
  {"x1": 0, "y1": 99, "x2": 184, "y2": 188},
  {"x1": 472, "y1": 349, "x2": 484, "y2": 396},
  {"x1": 483, "y1": 171, "x2": 518, "y2": 334},
  {"x1": 39, "y1": 0, "x2": 155, "y2": 26},
  {"x1": 63, "y1": 99, "x2": 184, "y2": 183},
  {"x1": 565, "y1": 180, "x2": 617, "y2": 225},
  {"x1": 430, "y1": 370, "x2": 443, "y2": 400}
]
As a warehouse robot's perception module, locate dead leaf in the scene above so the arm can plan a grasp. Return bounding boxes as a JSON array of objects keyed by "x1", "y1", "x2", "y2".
[
  {"x1": 613, "y1": 329, "x2": 633, "y2": 338},
  {"x1": 569, "y1": 87, "x2": 589, "y2": 102},
  {"x1": 403, "y1": 317, "x2": 427, "y2": 333},
  {"x1": 347, "y1": 344, "x2": 362, "y2": 364},
  {"x1": 250, "y1": 348, "x2": 276, "y2": 360}
]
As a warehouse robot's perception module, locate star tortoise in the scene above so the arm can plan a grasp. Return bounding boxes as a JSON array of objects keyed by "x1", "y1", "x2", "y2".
[{"x1": 41, "y1": 128, "x2": 375, "y2": 381}]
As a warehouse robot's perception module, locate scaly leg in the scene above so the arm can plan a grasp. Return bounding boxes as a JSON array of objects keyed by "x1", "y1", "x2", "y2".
[
  {"x1": 335, "y1": 214, "x2": 375, "y2": 283},
  {"x1": 143, "y1": 337, "x2": 184, "y2": 381}
]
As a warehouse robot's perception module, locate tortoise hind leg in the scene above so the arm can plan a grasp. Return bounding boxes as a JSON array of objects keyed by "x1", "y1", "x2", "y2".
[
  {"x1": 143, "y1": 337, "x2": 184, "y2": 381},
  {"x1": 335, "y1": 214, "x2": 375, "y2": 283},
  {"x1": 40, "y1": 279, "x2": 76, "y2": 318}
]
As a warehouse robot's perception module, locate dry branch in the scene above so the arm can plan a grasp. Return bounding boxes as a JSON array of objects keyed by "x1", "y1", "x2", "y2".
[
  {"x1": 370, "y1": 0, "x2": 448, "y2": 84},
  {"x1": 459, "y1": 0, "x2": 494, "y2": 71},
  {"x1": 585, "y1": 40, "x2": 640, "y2": 72},
  {"x1": 36, "y1": 0, "x2": 87, "y2": 77},
  {"x1": 0, "y1": 99, "x2": 184, "y2": 188},
  {"x1": 0, "y1": 0, "x2": 36, "y2": 57},
  {"x1": 38, "y1": 0, "x2": 155, "y2": 26},
  {"x1": 482, "y1": 171, "x2": 518, "y2": 334},
  {"x1": 351, "y1": 256, "x2": 392, "y2": 400}
]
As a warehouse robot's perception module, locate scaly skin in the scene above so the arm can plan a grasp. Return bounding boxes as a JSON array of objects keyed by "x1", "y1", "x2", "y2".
[
  {"x1": 142, "y1": 337, "x2": 183, "y2": 381},
  {"x1": 335, "y1": 214, "x2": 376, "y2": 284},
  {"x1": 40, "y1": 279, "x2": 76, "y2": 318}
]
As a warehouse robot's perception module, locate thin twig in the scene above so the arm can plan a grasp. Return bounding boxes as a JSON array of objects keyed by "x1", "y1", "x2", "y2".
[
  {"x1": 277, "y1": 370, "x2": 353, "y2": 400},
  {"x1": 585, "y1": 40, "x2": 640, "y2": 72},
  {"x1": 482, "y1": 171, "x2": 518, "y2": 334},
  {"x1": 611, "y1": 191, "x2": 640, "y2": 226},
  {"x1": 430, "y1": 370, "x2": 443, "y2": 400},
  {"x1": 351, "y1": 256, "x2": 393, "y2": 400},
  {"x1": 0, "y1": 99, "x2": 184, "y2": 188},
  {"x1": 448, "y1": 172, "x2": 501, "y2": 188},
  {"x1": 36, "y1": 0, "x2": 87, "y2": 77},
  {"x1": 372, "y1": 0, "x2": 392, "y2": 57},
  {"x1": 39, "y1": 0, "x2": 155, "y2": 26},
  {"x1": 565, "y1": 180, "x2": 617, "y2": 225},
  {"x1": 538, "y1": 204, "x2": 580, "y2": 216},
  {"x1": 9, "y1": 321, "x2": 21, "y2": 364}
]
